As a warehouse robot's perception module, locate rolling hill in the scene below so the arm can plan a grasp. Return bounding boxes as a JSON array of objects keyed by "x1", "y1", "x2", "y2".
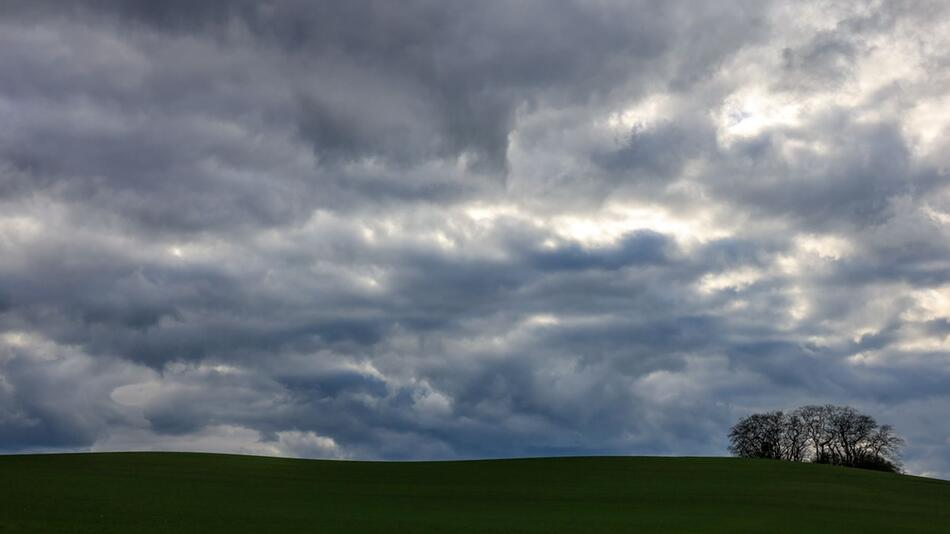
[{"x1": 1, "y1": 452, "x2": 948, "y2": 532}]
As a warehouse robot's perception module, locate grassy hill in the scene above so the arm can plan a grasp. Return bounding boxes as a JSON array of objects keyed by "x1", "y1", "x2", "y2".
[{"x1": 1, "y1": 453, "x2": 948, "y2": 533}]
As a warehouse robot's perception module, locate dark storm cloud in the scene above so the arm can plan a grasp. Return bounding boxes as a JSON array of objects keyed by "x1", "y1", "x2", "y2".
[
  {"x1": 595, "y1": 119, "x2": 717, "y2": 181},
  {"x1": 527, "y1": 231, "x2": 672, "y2": 271},
  {"x1": 0, "y1": 0, "x2": 768, "y2": 234},
  {"x1": 780, "y1": 31, "x2": 859, "y2": 90},
  {"x1": 1, "y1": 0, "x2": 949, "y2": 478},
  {"x1": 713, "y1": 117, "x2": 937, "y2": 230}
]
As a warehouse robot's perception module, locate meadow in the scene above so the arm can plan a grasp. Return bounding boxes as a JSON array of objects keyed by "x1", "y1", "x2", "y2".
[{"x1": 1, "y1": 453, "x2": 948, "y2": 532}]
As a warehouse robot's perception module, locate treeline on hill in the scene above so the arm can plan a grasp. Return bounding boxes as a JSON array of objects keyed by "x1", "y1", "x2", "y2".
[{"x1": 728, "y1": 405, "x2": 904, "y2": 472}]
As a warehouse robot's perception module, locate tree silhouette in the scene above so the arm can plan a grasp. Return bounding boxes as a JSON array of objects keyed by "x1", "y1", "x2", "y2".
[{"x1": 728, "y1": 405, "x2": 903, "y2": 472}]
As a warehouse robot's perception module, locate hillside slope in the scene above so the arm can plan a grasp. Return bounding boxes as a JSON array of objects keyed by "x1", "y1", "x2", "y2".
[{"x1": 1, "y1": 453, "x2": 948, "y2": 533}]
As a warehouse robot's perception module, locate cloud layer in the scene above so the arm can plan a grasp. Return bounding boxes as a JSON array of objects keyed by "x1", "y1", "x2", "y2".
[{"x1": 2, "y1": 0, "x2": 949, "y2": 477}]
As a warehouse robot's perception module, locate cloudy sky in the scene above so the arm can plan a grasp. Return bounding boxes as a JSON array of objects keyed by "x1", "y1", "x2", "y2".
[{"x1": 1, "y1": 0, "x2": 949, "y2": 477}]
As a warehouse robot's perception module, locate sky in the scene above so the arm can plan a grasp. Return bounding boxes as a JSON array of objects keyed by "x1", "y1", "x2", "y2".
[{"x1": 1, "y1": 0, "x2": 949, "y2": 478}]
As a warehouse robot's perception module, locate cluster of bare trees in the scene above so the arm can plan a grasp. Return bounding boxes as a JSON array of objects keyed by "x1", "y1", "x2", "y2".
[{"x1": 728, "y1": 405, "x2": 904, "y2": 472}]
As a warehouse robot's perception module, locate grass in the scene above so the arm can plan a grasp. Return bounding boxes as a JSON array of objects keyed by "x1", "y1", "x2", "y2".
[{"x1": 1, "y1": 453, "x2": 948, "y2": 533}]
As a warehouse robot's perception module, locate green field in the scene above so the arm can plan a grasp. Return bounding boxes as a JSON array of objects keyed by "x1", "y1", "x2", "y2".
[{"x1": 1, "y1": 453, "x2": 948, "y2": 533}]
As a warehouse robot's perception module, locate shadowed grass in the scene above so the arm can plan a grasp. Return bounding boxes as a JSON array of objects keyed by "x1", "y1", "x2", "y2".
[{"x1": 1, "y1": 453, "x2": 948, "y2": 532}]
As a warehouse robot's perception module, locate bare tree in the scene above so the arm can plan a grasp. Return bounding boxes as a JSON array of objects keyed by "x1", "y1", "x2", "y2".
[
  {"x1": 826, "y1": 406, "x2": 877, "y2": 466},
  {"x1": 729, "y1": 411, "x2": 785, "y2": 460},
  {"x1": 728, "y1": 405, "x2": 903, "y2": 472},
  {"x1": 780, "y1": 412, "x2": 808, "y2": 462},
  {"x1": 868, "y1": 424, "x2": 904, "y2": 460},
  {"x1": 794, "y1": 405, "x2": 834, "y2": 460}
]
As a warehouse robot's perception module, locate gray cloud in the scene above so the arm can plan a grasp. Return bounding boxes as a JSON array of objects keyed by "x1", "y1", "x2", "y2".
[{"x1": 1, "y1": 0, "x2": 949, "y2": 479}]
